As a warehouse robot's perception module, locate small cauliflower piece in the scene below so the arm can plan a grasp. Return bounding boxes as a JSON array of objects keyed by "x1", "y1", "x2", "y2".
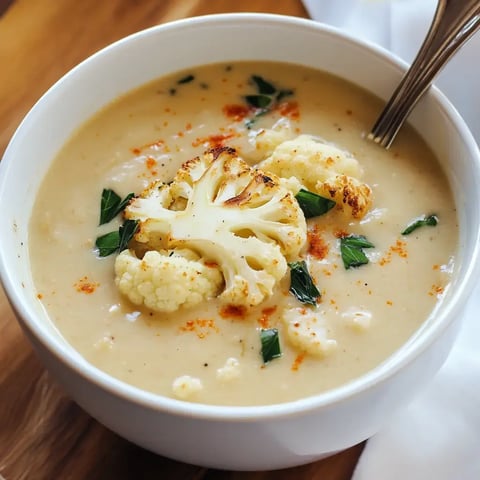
[
  {"x1": 115, "y1": 248, "x2": 223, "y2": 312},
  {"x1": 258, "y1": 134, "x2": 362, "y2": 184},
  {"x1": 123, "y1": 147, "x2": 307, "y2": 308},
  {"x1": 317, "y1": 174, "x2": 372, "y2": 220},
  {"x1": 93, "y1": 334, "x2": 115, "y2": 352},
  {"x1": 282, "y1": 307, "x2": 337, "y2": 357},
  {"x1": 216, "y1": 357, "x2": 241, "y2": 382},
  {"x1": 249, "y1": 119, "x2": 294, "y2": 159},
  {"x1": 172, "y1": 375, "x2": 203, "y2": 400},
  {"x1": 341, "y1": 307, "x2": 372, "y2": 332},
  {"x1": 258, "y1": 135, "x2": 372, "y2": 219}
]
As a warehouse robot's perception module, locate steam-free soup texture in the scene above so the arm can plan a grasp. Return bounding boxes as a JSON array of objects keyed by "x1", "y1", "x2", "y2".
[{"x1": 29, "y1": 62, "x2": 457, "y2": 406}]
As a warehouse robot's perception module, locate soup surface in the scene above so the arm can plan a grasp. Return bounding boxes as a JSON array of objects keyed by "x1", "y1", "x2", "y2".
[{"x1": 29, "y1": 62, "x2": 457, "y2": 406}]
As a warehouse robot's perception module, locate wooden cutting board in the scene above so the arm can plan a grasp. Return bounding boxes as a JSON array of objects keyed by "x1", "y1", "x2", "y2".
[{"x1": 0, "y1": 1, "x2": 364, "y2": 478}]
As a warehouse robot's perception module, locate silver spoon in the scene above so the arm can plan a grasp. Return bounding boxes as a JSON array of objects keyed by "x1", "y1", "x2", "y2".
[{"x1": 369, "y1": 0, "x2": 480, "y2": 149}]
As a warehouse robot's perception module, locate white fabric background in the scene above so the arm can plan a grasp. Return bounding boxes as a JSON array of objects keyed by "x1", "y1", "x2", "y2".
[{"x1": 301, "y1": 1, "x2": 480, "y2": 479}]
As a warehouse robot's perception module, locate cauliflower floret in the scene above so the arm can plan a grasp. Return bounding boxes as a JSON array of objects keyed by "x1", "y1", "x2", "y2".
[
  {"x1": 249, "y1": 118, "x2": 294, "y2": 159},
  {"x1": 258, "y1": 135, "x2": 372, "y2": 219},
  {"x1": 172, "y1": 375, "x2": 203, "y2": 400},
  {"x1": 123, "y1": 147, "x2": 306, "y2": 309},
  {"x1": 282, "y1": 307, "x2": 337, "y2": 357},
  {"x1": 216, "y1": 357, "x2": 241, "y2": 382},
  {"x1": 115, "y1": 248, "x2": 223, "y2": 312},
  {"x1": 317, "y1": 174, "x2": 372, "y2": 219},
  {"x1": 341, "y1": 307, "x2": 372, "y2": 332}
]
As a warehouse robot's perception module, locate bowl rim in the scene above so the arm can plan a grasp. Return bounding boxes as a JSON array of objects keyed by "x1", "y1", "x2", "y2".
[{"x1": 1, "y1": 12, "x2": 480, "y2": 421}]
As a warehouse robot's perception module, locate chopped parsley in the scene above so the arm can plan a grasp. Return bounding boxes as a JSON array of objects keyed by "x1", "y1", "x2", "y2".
[
  {"x1": 245, "y1": 94, "x2": 272, "y2": 109},
  {"x1": 244, "y1": 75, "x2": 294, "y2": 128},
  {"x1": 251, "y1": 75, "x2": 277, "y2": 95},
  {"x1": 177, "y1": 74, "x2": 195, "y2": 84},
  {"x1": 340, "y1": 234, "x2": 375, "y2": 269},
  {"x1": 402, "y1": 214, "x2": 438, "y2": 235},
  {"x1": 288, "y1": 260, "x2": 320, "y2": 306},
  {"x1": 95, "y1": 219, "x2": 139, "y2": 257},
  {"x1": 99, "y1": 189, "x2": 134, "y2": 225},
  {"x1": 260, "y1": 328, "x2": 282, "y2": 363},
  {"x1": 295, "y1": 188, "x2": 336, "y2": 219}
]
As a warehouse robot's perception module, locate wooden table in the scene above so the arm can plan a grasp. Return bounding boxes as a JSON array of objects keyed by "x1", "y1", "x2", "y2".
[{"x1": 0, "y1": 1, "x2": 365, "y2": 478}]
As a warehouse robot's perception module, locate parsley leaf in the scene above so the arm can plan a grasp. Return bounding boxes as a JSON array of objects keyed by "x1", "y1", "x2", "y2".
[
  {"x1": 243, "y1": 75, "x2": 294, "y2": 128},
  {"x1": 288, "y1": 260, "x2": 320, "y2": 306},
  {"x1": 95, "y1": 219, "x2": 139, "y2": 257},
  {"x1": 244, "y1": 94, "x2": 272, "y2": 109},
  {"x1": 99, "y1": 189, "x2": 134, "y2": 225},
  {"x1": 118, "y1": 220, "x2": 139, "y2": 252},
  {"x1": 340, "y1": 234, "x2": 374, "y2": 269},
  {"x1": 295, "y1": 189, "x2": 336, "y2": 218},
  {"x1": 260, "y1": 328, "x2": 282, "y2": 363},
  {"x1": 276, "y1": 88, "x2": 294, "y2": 102},
  {"x1": 402, "y1": 214, "x2": 438, "y2": 235},
  {"x1": 251, "y1": 75, "x2": 276, "y2": 95},
  {"x1": 95, "y1": 231, "x2": 120, "y2": 257}
]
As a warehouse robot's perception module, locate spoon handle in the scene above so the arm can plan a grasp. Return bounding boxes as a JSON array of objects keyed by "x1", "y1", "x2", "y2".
[{"x1": 369, "y1": 0, "x2": 480, "y2": 148}]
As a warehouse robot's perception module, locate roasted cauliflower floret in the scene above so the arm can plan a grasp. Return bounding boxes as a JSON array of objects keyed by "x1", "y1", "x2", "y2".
[
  {"x1": 115, "y1": 248, "x2": 223, "y2": 312},
  {"x1": 282, "y1": 307, "x2": 337, "y2": 357},
  {"x1": 258, "y1": 135, "x2": 372, "y2": 219},
  {"x1": 316, "y1": 174, "x2": 372, "y2": 220},
  {"x1": 248, "y1": 119, "x2": 294, "y2": 160},
  {"x1": 120, "y1": 147, "x2": 307, "y2": 309}
]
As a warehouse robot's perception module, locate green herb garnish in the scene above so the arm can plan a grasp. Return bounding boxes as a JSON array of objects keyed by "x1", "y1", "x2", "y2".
[
  {"x1": 340, "y1": 234, "x2": 374, "y2": 269},
  {"x1": 251, "y1": 75, "x2": 276, "y2": 95},
  {"x1": 245, "y1": 94, "x2": 272, "y2": 109},
  {"x1": 402, "y1": 214, "x2": 438, "y2": 235},
  {"x1": 243, "y1": 75, "x2": 294, "y2": 128},
  {"x1": 118, "y1": 219, "x2": 139, "y2": 251},
  {"x1": 288, "y1": 260, "x2": 320, "y2": 305},
  {"x1": 276, "y1": 88, "x2": 294, "y2": 102},
  {"x1": 95, "y1": 231, "x2": 120, "y2": 257},
  {"x1": 95, "y1": 219, "x2": 139, "y2": 257},
  {"x1": 260, "y1": 328, "x2": 282, "y2": 363},
  {"x1": 295, "y1": 189, "x2": 336, "y2": 219},
  {"x1": 99, "y1": 189, "x2": 134, "y2": 225},
  {"x1": 177, "y1": 74, "x2": 195, "y2": 84}
]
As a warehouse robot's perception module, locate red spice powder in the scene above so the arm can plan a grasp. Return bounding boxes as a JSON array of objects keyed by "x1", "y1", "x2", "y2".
[
  {"x1": 276, "y1": 101, "x2": 300, "y2": 120},
  {"x1": 223, "y1": 104, "x2": 250, "y2": 122},
  {"x1": 192, "y1": 132, "x2": 237, "y2": 148},
  {"x1": 204, "y1": 261, "x2": 219, "y2": 268},
  {"x1": 291, "y1": 352, "x2": 306, "y2": 371},
  {"x1": 131, "y1": 139, "x2": 166, "y2": 155},
  {"x1": 257, "y1": 306, "x2": 277, "y2": 329},
  {"x1": 333, "y1": 229, "x2": 349, "y2": 239},
  {"x1": 429, "y1": 284, "x2": 445, "y2": 297},
  {"x1": 145, "y1": 156, "x2": 158, "y2": 176},
  {"x1": 307, "y1": 225, "x2": 329, "y2": 260},
  {"x1": 379, "y1": 239, "x2": 408, "y2": 266},
  {"x1": 179, "y1": 319, "x2": 219, "y2": 339},
  {"x1": 74, "y1": 276, "x2": 99, "y2": 294},
  {"x1": 219, "y1": 305, "x2": 247, "y2": 319},
  {"x1": 391, "y1": 240, "x2": 408, "y2": 258}
]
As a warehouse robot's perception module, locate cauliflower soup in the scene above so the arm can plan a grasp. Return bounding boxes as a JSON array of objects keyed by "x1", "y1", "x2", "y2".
[{"x1": 29, "y1": 61, "x2": 457, "y2": 406}]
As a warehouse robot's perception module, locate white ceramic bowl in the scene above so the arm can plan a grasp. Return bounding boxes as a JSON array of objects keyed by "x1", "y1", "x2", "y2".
[{"x1": 1, "y1": 14, "x2": 480, "y2": 471}]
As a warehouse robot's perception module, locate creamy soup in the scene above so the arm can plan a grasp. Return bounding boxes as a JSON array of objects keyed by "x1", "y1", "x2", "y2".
[{"x1": 29, "y1": 62, "x2": 457, "y2": 406}]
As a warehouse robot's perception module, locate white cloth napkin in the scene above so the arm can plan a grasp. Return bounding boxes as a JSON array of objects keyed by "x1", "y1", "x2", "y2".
[{"x1": 302, "y1": 1, "x2": 480, "y2": 479}]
